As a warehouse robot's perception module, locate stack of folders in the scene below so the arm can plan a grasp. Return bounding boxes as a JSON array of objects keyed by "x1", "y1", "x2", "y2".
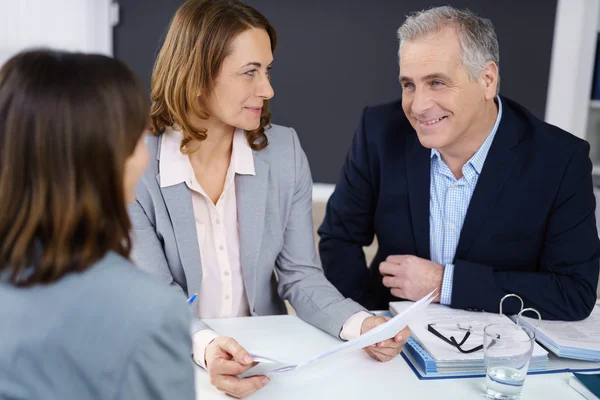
[
  {"x1": 514, "y1": 304, "x2": 600, "y2": 361},
  {"x1": 402, "y1": 337, "x2": 548, "y2": 378},
  {"x1": 390, "y1": 302, "x2": 600, "y2": 380}
]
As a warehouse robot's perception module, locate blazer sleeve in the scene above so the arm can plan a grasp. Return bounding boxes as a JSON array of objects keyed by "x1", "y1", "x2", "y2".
[
  {"x1": 452, "y1": 141, "x2": 600, "y2": 320},
  {"x1": 318, "y1": 107, "x2": 381, "y2": 309},
  {"x1": 128, "y1": 198, "x2": 209, "y2": 335},
  {"x1": 115, "y1": 295, "x2": 195, "y2": 400},
  {"x1": 274, "y1": 128, "x2": 366, "y2": 337}
]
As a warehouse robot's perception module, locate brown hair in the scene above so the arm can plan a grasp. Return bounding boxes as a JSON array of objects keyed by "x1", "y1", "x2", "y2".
[
  {"x1": 0, "y1": 50, "x2": 149, "y2": 286},
  {"x1": 150, "y1": 0, "x2": 277, "y2": 152}
]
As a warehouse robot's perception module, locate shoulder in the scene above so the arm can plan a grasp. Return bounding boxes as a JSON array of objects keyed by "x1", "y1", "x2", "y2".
[
  {"x1": 142, "y1": 133, "x2": 161, "y2": 177},
  {"x1": 263, "y1": 123, "x2": 299, "y2": 149},
  {"x1": 145, "y1": 133, "x2": 162, "y2": 157},
  {"x1": 72, "y1": 254, "x2": 191, "y2": 387},
  {"x1": 253, "y1": 124, "x2": 309, "y2": 192},
  {"x1": 257, "y1": 123, "x2": 302, "y2": 164},
  {"x1": 77, "y1": 253, "x2": 189, "y2": 334},
  {"x1": 502, "y1": 96, "x2": 588, "y2": 154},
  {"x1": 86, "y1": 252, "x2": 183, "y2": 305},
  {"x1": 134, "y1": 134, "x2": 162, "y2": 204}
]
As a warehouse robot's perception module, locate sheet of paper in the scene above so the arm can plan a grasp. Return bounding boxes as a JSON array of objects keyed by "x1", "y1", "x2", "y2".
[
  {"x1": 243, "y1": 290, "x2": 437, "y2": 376},
  {"x1": 518, "y1": 306, "x2": 600, "y2": 351},
  {"x1": 390, "y1": 302, "x2": 548, "y2": 362}
]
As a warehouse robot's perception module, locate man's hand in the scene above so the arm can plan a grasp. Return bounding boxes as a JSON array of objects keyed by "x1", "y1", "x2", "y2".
[
  {"x1": 360, "y1": 316, "x2": 410, "y2": 362},
  {"x1": 205, "y1": 337, "x2": 269, "y2": 398},
  {"x1": 379, "y1": 255, "x2": 443, "y2": 301}
]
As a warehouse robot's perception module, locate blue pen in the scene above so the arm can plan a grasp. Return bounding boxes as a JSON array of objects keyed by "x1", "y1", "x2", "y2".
[{"x1": 187, "y1": 293, "x2": 198, "y2": 304}]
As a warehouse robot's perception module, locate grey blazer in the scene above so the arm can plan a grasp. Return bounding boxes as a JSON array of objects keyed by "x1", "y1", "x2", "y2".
[
  {"x1": 0, "y1": 252, "x2": 195, "y2": 400},
  {"x1": 129, "y1": 124, "x2": 365, "y2": 337}
]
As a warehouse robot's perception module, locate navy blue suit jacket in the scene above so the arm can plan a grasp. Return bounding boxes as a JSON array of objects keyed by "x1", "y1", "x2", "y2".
[{"x1": 319, "y1": 96, "x2": 600, "y2": 320}]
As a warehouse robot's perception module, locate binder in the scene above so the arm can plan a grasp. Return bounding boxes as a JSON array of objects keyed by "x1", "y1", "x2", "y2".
[
  {"x1": 513, "y1": 305, "x2": 600, "y2": 362},
  {"x1": 391, "y1": 301, "x2": 600, "y2": 380},
  {"x1": 402, "y1": 337, "x2": 600, "y2": 380}
]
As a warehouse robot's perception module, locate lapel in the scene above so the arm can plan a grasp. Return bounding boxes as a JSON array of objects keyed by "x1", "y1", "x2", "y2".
[
  {"x1": 159, "y1": 179, "x2": 204, "y2": 297},
  {"x1": 405, "y1": 132, "x2": 432, "y2": 259},
  {"x1": 455, "y1": 104, "x2": 520, "y2": 259},
  {"x1": 235, "y1": 153, "x2": 269, "y2": 310},
  {"x1": 152, "y1": 133, "x2": 203, "y2": 297}
]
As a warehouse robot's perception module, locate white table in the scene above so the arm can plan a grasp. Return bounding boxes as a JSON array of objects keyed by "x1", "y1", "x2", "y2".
[{"x1": 194, "y1": 315, "x2": 584, "y2": 400}]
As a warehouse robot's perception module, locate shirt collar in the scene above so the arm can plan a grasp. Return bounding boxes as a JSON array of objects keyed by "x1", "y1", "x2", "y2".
[
  {"x1": 159, "y1": 127, "x2": 255, "y2": 188},
  {"x1": 430, "y1": 96, "x2": 503, "y2": 181},
  {"x1": 159, "y1": 126, "x2": 189, "y2": 188},
  {"x1": 467, "y1": 96, "x2": 503, "y2": 176},
  {"x1": 231, "y1": 128, "x2": 255, "y2": 176}
]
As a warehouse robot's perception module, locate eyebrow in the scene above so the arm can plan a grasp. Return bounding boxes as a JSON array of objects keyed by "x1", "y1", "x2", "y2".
[
  {"x1": 240, "y1": 61, "x2": 274, "y2": 69},
  {"x1": 399, "y1": 73, "x2": 451, "y2": 83}
]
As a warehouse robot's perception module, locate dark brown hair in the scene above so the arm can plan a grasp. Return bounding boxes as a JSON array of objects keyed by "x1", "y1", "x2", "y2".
[
  {"x1": 0, "y1": 50, "x2": 149, "y2": 286},
  {"x1": 150, "y1": 0, "x2": 277, "y2": 152}
]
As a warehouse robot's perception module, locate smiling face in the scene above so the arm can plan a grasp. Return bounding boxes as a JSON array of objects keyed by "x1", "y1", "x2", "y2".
[
  {"x1": 200, "y1": 27, "x2": 274, "y2": 132},
  {"x1": 399, "y1": 26, "x2": 497, "y2": 154}
]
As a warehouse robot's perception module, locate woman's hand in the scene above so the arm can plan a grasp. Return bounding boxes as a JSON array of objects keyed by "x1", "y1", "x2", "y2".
[
  {"x1": 360, "y1": 316, "x2": 410, "y2": 362},
  {"x1": 205, "y1": 336, "x2": 270, "y2": 398}
]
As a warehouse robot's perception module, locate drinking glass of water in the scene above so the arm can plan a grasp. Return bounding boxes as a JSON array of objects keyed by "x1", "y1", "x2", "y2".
[{"x1": 483, "y1": 323, "x2": 535, "y2": 400}]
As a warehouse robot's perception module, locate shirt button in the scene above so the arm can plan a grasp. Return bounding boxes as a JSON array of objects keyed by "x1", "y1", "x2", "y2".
[
  {"x1": 216, "y1": 218, "x2": 221, "y2": 224},
  {"x1": 449, "y1": 223, "x2": 456, "y2": 230},
  {"x1": 224, "y1": 294, "x2": 230, "y2": 300},
  {"x1": 219, "y1": 244, "x2": 224, "y2": 250},
  {"x1": 224, "y1": 270, "x2": 230, "y2": 276}
]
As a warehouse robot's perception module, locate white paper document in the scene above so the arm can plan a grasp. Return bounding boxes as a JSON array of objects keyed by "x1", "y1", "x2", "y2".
[{"x1": 244, "y1": 290, "x2": 436, "y2": 376}]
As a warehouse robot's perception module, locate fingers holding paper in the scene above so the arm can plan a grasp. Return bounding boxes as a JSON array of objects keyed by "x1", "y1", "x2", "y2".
[
  {"x1": 360, "y1": 316, "x2": 411, "y2": 362},
  {"x1": 205, "y1": 336, "x2": 270, "y2": 398},
  {"x1": 380, "y1": 255, "x2": 443, "y2": 302}
]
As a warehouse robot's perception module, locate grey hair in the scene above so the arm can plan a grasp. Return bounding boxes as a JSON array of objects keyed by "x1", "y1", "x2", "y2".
[{"x1": 397, "y1": 6, "x2": 500, "y2": 94}]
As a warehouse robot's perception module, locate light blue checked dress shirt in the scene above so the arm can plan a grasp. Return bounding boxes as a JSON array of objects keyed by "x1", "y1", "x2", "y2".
[{"x1": 432, "y1": 97, "x2": 503, "y2": 305}]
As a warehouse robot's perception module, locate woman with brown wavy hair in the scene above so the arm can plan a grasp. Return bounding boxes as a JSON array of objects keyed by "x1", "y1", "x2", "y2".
[
  {"x1": 0, "y1": 50, "x2": 194, "y2": 399},
  {"x1": 129, "y1": 0, "x2": 409, "y2": 397}
]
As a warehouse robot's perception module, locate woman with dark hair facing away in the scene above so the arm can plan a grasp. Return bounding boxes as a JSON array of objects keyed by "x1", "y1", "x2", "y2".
[
  {"x1": 0, "y1": 50, "x2": 194, "y2": 400},
  {"x1": 129, "y1": 0, "x2": 410, "y2": 398}
]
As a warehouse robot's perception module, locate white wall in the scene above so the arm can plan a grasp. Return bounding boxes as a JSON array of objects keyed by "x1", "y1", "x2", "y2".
[
  {"x1": 545, "y1": 0, "x2": 599, "y2": 139},
  {"x1": 0, "y1": 0, "x2": 115, "y2": 65}
]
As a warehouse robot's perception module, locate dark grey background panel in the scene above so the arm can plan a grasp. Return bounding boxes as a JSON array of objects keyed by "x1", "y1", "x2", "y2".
[
  {"x1": 115, "y1": 0, "x2": 557, "y2": 183},
  {"x1": 114, "y1": 0, "x2": 184, "y2": 93}
]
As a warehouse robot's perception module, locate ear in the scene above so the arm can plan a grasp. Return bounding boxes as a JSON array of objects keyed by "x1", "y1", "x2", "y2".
[{"x1": 480, "y1": 61, "x2": 499, "y2": 100}]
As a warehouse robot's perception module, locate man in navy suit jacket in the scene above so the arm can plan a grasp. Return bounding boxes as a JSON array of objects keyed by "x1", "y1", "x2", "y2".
[{"x1": 319, "y1": 6, "x2": 600, "y2": 320}]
